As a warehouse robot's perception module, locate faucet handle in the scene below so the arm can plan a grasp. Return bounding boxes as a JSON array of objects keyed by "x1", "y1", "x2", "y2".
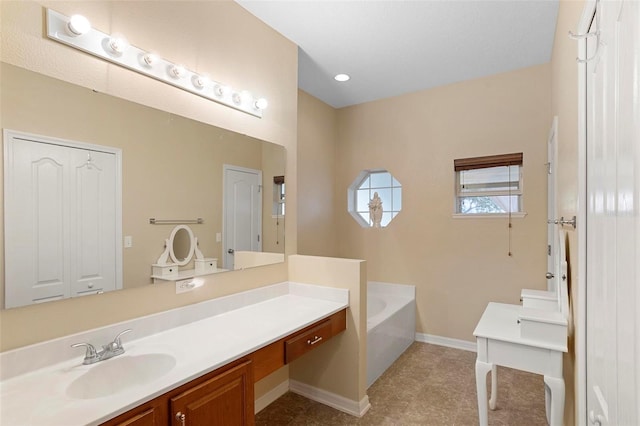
[
  {"x1": 71, "y1": 342, "x2": 98, "y2": 364},
  {"x1": 112, "y1": 329, "x2": 132, "y2": 350}
]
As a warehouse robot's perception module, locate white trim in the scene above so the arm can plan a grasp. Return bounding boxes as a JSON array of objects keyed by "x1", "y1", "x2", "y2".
[
  {"x1": 414, "y1": 333, "x2": 477, "y2": 352},
  {"x1": 254, "y1": 379, "x2": 289, "y2": 414},
  {"x1": 575, "y1": 3, "x2": 596, "y2": 425},
  {"x1": 452, "y1": 212, "x2": 527, "y2": 219},
  {"x1": 289, "y1": 379, "x2": 371, "y2": 417}
]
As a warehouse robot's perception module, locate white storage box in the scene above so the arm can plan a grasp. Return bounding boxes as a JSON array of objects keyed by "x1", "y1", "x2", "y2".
[
  {"x1": 152, "y1": 263, "x2": 179, "y2": 276},
  {"x1": 195, "y1": 258, "x2": 217, "y2": 274}
]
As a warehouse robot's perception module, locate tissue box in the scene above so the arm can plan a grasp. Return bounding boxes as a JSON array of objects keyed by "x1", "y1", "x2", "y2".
[{"x1": 195, "y1": 258, "x2": 217, "y2": 274}]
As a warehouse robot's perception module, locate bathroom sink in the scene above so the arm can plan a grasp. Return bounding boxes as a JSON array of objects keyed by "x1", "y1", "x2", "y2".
[{"x1": 66, "y1": 353, "x2": 177, "y2": 399}]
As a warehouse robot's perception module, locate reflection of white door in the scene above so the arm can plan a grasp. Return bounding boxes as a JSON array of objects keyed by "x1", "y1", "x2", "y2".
[
  {"x1": 222, "y1": 165, "x2": 262, "y2": 269},
  {"x1": 4, "y1": 130, "x2": 121, "y2": 308},
  {"x1": 547, "y1": 116, "x2": 558, "y2": 292},
  {"x1": 585, "y1": 2, "x2": 639, "y2": 425}
]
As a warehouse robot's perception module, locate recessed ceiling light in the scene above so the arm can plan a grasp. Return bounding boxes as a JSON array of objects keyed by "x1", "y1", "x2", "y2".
[{"x1": 334, "y1": 73, "x2": 350, "y2": 82}]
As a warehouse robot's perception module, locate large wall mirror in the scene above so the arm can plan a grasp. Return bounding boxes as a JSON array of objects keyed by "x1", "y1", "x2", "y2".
[{"x1": 1, "y1": 62, "x2": 286, "y2": 309}]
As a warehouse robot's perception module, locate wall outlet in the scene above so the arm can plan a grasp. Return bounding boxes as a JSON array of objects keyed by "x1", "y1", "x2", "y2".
[
  {"x1": 216, "y1": 232, "x2": 222, "y2": 243},
  {"x1": 175, "y1": 279, "x2": 196, "y2": 294}
]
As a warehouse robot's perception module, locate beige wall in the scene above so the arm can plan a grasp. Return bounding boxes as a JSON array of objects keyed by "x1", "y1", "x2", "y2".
[
  {"x1": 288, "y1": 255, "x2": 367, "y2": 403},
  {"x1": 550, "y1": 1, "x2": 586, "y2": 424},
  {"x1": 297, "y1": 90, "x2": 339, "y2": 256},
  {"x1": 335, "y1": 64, "x2": 552, "y2": 342},
  {"x1": 0, "y1": 1, "x2": 298, "y2": 352}
]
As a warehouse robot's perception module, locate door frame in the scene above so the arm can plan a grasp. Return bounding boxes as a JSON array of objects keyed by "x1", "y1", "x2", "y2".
[
  {"x1": 221, "y1": 164, "x2": 262, "y2": 269},
  {"x1": 3, "y1": 129, "x2": 124, "y2": 296},
  {"x1": 547, "y1": 116, "x2": 558, "y2": 292},
  {"x1": 575, "y1": 2, "x2": 597, "y2": 425}
]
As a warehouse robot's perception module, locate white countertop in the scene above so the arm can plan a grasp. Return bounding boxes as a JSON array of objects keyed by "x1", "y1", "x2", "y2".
[{"x1": 0, "y1": 282, "x2": 349, "y2": 426}]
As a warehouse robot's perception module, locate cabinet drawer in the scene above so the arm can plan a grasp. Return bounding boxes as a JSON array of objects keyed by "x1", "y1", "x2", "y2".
[{"x1": 285, "y1": 319, "x2": 332, "y2": 363}]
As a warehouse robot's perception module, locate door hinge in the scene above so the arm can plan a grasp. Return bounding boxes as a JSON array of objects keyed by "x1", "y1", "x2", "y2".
[
  {"x1": 257, "y1": 235, "x2": 260, "y2": 242},
  {"x1": 548, "y1": 244, "x2": 551, "y2": 256},
  {"x1": 258, "y1": 185, "x2": 262, "y2": 193}
]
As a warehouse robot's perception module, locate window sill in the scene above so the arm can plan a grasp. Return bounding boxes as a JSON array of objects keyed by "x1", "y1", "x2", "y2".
[{"x1": 452, "y1": 212, "x2": 527, "y2": 219}]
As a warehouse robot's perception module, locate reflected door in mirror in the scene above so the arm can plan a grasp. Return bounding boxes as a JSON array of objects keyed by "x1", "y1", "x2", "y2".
[
  {"x1": 4, "y1": 131, "x2": 121, "y2": 308},
  {"x1": 223, "y1": 166, "x2": 262, "y2": 269}
]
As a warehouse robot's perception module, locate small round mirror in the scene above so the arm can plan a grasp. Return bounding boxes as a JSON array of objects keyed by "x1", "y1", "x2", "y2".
[{"x1": 168, "y1": 225, "x2": 195, "y2": 266}]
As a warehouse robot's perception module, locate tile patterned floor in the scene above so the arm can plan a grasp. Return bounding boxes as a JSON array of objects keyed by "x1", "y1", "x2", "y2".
[{"x1": 256, "y1": 342, "x2": 548, "y2": 425}]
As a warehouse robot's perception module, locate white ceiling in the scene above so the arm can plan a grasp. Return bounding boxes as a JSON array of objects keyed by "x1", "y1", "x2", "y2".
[{"x1": 236, "y1": 1, "x2": 559, "y2": 108}]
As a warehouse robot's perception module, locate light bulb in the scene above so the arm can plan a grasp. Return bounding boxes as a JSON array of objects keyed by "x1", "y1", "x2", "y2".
[
  {"x1": 67, "y1": 15, "x2": 91, "y2": 36},
  {"x1": 334, "y1": 73, "x2": 350, "y2": 82},
  {"x1": 231, "y1": 92, "x2": 242, "y2": 105},
  {"x1": 255, "y1": 98, "x2": 268, "y2": 110},
  {"x1": 142, "y1": 52, "x2": 158, "y2": 67},
  {"x1": 214, "y1": 84, "x2": 229, "y2": 97},
  {"x1": 169, "y1": 65, "x2": 186, "y2": 79},
  {"x1": 192, "y1": 75, "x2": 208, "y2": 89},
  {"x1": 107, "y1": 35, "x2": 128, "y2": 54}
]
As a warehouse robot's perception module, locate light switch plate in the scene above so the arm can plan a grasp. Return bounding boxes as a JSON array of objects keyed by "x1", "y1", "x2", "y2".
[{"x1": 124, "y1": 236, "x2": 133, "y2": 248}]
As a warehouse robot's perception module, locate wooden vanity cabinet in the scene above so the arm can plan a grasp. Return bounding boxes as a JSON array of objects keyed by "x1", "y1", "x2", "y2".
[
  {"x1": 102, "y1": 359, "x2": 253, "y2": 426},
  {"x1": 101, "y1": 309, "x2": 346, "y2": 426}
]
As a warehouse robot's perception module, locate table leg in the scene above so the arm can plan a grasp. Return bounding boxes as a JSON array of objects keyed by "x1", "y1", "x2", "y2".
[
  {"x1": 475, "y1": 359, "x2": 493, "y2": 426},
  {"x1": 543, "y1": 375, "x2": 565, "y2": 426},
  {"x1": 489, "y1": 364, "x2": 497, "y2": 410}
]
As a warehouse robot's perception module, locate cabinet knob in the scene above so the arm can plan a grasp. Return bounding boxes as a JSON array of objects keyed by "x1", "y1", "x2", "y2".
[{"x1": 176, "y1": 411, "x2": 186, "y2": 426}]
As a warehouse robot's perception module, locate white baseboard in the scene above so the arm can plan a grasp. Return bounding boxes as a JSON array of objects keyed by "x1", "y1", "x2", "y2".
[
  {"x1": 255, "y1": 379, "x2": 290, "y2": 414},
  {"x1": 289, "y1": 379, "x2": 371, "y2": 417},
  {"x1": 415, "y1": 333, "x2": 476, "y2": 352}
]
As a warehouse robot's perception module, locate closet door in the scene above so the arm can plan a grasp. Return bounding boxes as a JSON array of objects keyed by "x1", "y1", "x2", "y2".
[
  {"x1": 5, "y1": 138, "x2": 71, "y2": 307},
  {"x1": 69, "y1": 148, "x2": 117, "y2": 297},
  {"x1": 4, "y1": 133, "x2": 118, "y2": 308},
  {"x1": 585, "y1": 1, "x2": 640, "y2": 424}
]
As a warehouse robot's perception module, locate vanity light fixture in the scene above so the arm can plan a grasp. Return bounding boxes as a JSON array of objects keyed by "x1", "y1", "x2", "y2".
[
  {"x1": 67, "y1": 14, "x2": 90, "y2": 36},
  {"x1": 46, "y1": 9, "x2": 267, "y2": 118},
  {"x1": 334, "y1": 73, "x2": 350, "y2": 82}
]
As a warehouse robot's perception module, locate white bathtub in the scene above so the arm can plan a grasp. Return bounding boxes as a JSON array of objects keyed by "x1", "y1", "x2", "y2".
[{"x1": 367, "y1": 281, "x2": 416, "y2": 387}]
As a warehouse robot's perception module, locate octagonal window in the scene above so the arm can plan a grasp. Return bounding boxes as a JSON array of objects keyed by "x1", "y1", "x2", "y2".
[{"x1": 348, "y1": 170, "x2": 402, "y2": 228}]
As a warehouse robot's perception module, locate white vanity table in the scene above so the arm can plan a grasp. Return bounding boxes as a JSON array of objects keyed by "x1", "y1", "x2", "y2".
[
  {"x1": 151, "y1": 224, "x2": 227, "y2": 283},
  {"x1": 473, "y1": 229, "x2": 569, "y2": 426},
  {"x1": 0, "y1": 282, "x2": 349, "y2": 426},
  {"x1": 474, "y1": 303, "x2": 567, "y2": 426}
]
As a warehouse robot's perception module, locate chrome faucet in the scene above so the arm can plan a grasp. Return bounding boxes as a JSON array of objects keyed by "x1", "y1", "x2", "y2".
[{"x1": 71, "y1": 329, "x2": 132, "y2": 365}]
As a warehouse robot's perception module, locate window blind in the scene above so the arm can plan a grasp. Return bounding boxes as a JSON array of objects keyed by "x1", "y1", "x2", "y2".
[{"x1": 454, "y1": 152, "x2": 523, "y2": 172}]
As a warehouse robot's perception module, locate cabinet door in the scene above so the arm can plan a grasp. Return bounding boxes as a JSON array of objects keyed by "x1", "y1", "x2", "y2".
[
  {"x1": 171, "y1": 360, "x2": 254, "y2": 426},
  {"x1": 101, "y1": 403, "x2": 167, "y2": 426}
]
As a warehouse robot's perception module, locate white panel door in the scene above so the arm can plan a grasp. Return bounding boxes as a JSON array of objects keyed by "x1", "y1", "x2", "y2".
[
  {"x1": 586, "y1": 1, "x2": 640, "y2": 424},
  {"x1": 4, "y1": 132, "x2": 119, "y2": 308},
  {"x1": 5, "y1": 139, "x2": 70, "y2": 306},
  {"x1": 223, "y1": 165, "x2": 262, "y2": 269},
  {"x1": 70, "y1": 149, "x2": 117, "y2": 297}
]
